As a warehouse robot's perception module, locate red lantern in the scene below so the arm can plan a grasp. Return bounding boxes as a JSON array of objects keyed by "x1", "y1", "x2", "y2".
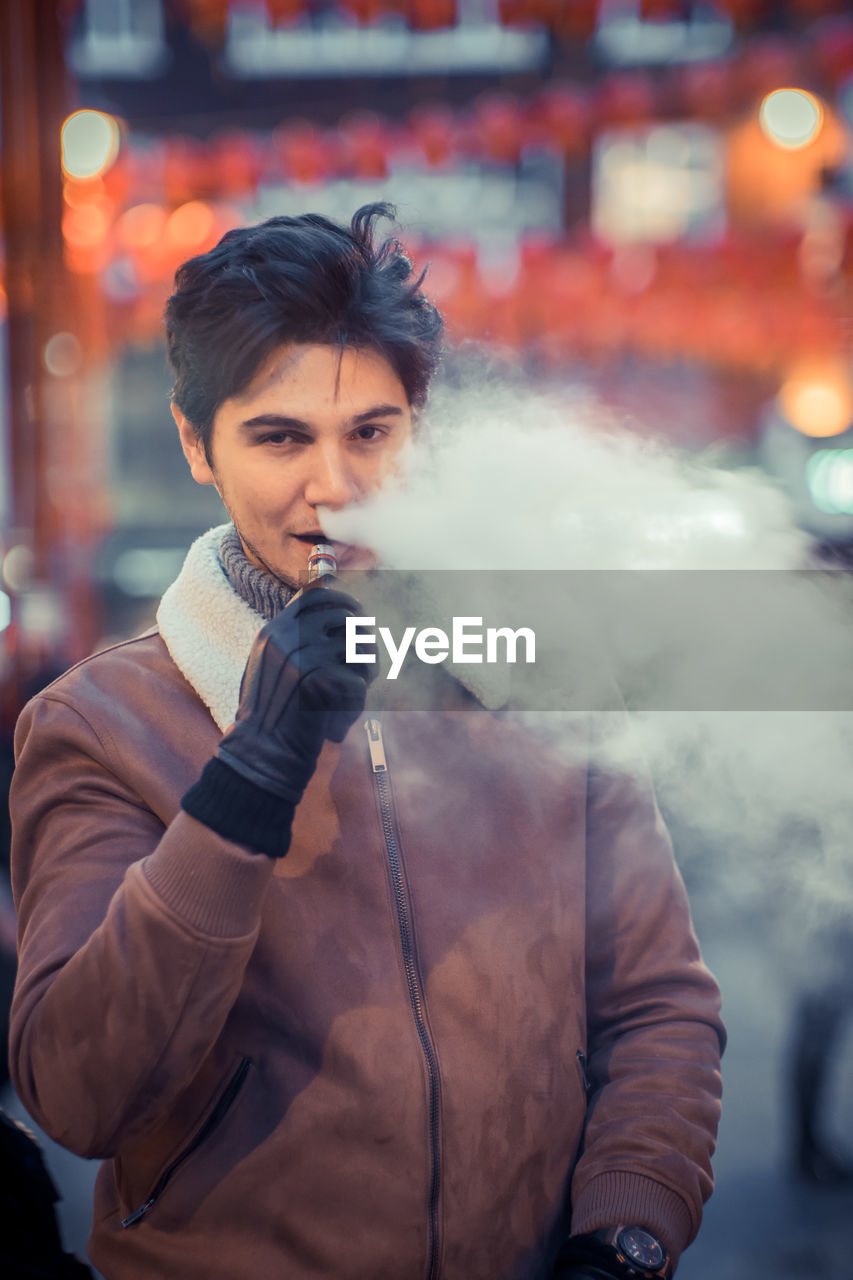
[
  {"x1": 409, "y1": 103, "x2": 455, "y2": 168},
  {"x1": 499, "y1": 0, "x2": 569, "y2": 29},
  {"x1": 437, "y1": 244, "x2": 491, "y2": 341},
  {"x1": 178, "y1": 0, "x2": 231, "y2": 44},
  {"x1": 594, "y1": 74, "x2": 657, "y2": 128},
  {"x1": 272, "y1": 120, "x2": 331, "y2": 185},
  {"x1": 513, "y1": 236, "x2": 558, "y2": 345},
  {"x1": 532, "y1": 83, "x2": 589, "y2": 155},
  {"x1": 164, "y1": 137, "x2": 215, "y2": 206},
  {"x1": 340, "y1": 0, "x2": 389, "y2": 23},
  {"x1": 672, "y1": 60, "x2": 733, "y2": 121},
  {"x1": 214, "y1": 131, "x2": 262, "y2": 199},
  {"x1": 551, "y1": 1, "x2": 598, "y2": 39},
  {"x1": 498, "y1": 1, "x2": 537, "y2": 25},
  {"x1": 339, "y1": 112, "x2": 389, "y2": 180},
  {"x1": 473, "y1": 93, "x2": 524, "y2": 165},
  {"x1": 789, "y1": 0, "x2": 848, "y2": 17},
  {"x1": 713, "y1": 0, "x2": 769, "y2": 28},
  {"x1": 266, "y1": 0, "x2": 309, "y2": 23},
  {"x1": 640, "y1": 0, "x2": 690, "y2": 18},
  {"x1": 733, "y1": 36, "x2": 799, "y2": 102},
  {"x1": 408, "y1": 0, "x2": 457, "y2": 28},
  {"x1": 810, "y1": 18, "x2": 853, "y2": 89}
]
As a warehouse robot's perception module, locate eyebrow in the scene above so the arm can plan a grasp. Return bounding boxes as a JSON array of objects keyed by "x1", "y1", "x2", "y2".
[{"x1": 240, "y1": 404, "x2": 405, "y2": 431}]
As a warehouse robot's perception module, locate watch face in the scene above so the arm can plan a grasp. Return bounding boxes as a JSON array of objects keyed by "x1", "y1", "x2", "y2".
[{"x1": 617, "y1": 1227, "x2": 666, "y2": 1271}]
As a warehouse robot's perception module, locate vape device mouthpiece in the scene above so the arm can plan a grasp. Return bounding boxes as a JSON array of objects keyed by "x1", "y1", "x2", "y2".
[{"x1": 308, "y1": 542, "x2": 337, "y2": 582}]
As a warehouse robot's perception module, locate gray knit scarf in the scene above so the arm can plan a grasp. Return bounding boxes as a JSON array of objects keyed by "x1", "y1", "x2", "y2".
[{"x1": 217, "y1": 525, "x2": 296, "y2": 621}]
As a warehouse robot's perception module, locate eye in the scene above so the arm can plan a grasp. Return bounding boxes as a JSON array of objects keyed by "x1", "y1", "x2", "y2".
[
  {"x1": 352, "y1": 424, "x2": 385, "y2": 441},
  {"x1": 258, "y1": 430, "x2": 300, "y2": 446}
]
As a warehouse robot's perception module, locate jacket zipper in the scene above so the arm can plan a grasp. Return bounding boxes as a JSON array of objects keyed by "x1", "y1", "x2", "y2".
[
  {"x1": 120, "y1": 1056, "x2": 252, "y2": 1228},
  {"x1": 365, "y1": 717, "x2": 442, "y2": 1280},
  {"x1": 576, "y1": 1049, "x2": 591, "y2": 1096}
]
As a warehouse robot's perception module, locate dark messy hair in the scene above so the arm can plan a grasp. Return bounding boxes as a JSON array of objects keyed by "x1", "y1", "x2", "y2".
[{"x1": 165, "y1": 203, "x2": 443, "y2": 460}]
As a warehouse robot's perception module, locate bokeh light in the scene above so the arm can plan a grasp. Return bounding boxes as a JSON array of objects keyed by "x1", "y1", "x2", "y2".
[
  {"x1": 758, "y1": 88, "x2": 823, "y2": 150},
  {"x1": 43, "y1": 333, "x2": 83, "y2": 377},
  {"x1": 778, "y1": 365, "x2": 853, "y2": 438},
  {"x1": 61, "y1": 110, "x2": 121, "y2": 179},
  {"x1": 63, "y1": 176, "x2": 105, "y2": 209},
  {"x1": 115, "y1": 203, "x2": 168, "y2": 251},
  {"x1": 165, "y1": 200, "x2": 216, "y2": 249},
  {"x1": 2, "y1": 544, "x2": 34, "y2": 594},
  {"x1": 62, "y1": 203, "x2": 110, "y2": 249},
  {"x1": 806, "y1": 449, "x2": 853, "y2": 514}
]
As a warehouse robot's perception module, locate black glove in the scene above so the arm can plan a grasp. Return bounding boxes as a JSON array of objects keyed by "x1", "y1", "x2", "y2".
[
  {"x1": 552, "y1": 1234, "x2": 628, "y2": 1280},
  {"x1": 555, "y1": 1273, "x2": 619, "y2": 1280},
  {"x1": 183, "y1": 586, "x2": 374, "y2": 857},
  {"x1": 553, "y1": 1269, "x2": 623, "y2": 1280},
  {"x1": 220, "y1": 586, "x2": 372, "y2": 795}
]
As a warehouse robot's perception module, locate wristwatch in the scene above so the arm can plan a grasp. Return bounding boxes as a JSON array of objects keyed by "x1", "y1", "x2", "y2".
[{"x1": 594, "y1": 1225, "x2": 671, "y2": 1279}]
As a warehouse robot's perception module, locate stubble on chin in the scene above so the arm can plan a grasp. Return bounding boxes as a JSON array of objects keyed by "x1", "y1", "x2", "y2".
[{"x1": 226, "y1": 512, "x2": 300, "y2": 591}]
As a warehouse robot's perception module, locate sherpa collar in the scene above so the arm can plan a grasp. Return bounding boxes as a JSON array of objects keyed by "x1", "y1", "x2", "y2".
[
  {"x1": 157, "y1": 523, "x2": 509, "y2": 732},
  {"x1": 157, "y1": 524, "x2": 262, "y2": 732}
]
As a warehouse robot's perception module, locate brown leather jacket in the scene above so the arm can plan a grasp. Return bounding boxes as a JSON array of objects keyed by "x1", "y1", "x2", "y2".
[{"x1": 9, "y1": 628, "x2": 724, "y2": 1280}]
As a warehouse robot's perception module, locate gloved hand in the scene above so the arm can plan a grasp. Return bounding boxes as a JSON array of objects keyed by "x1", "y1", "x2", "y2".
[
  {"x1": 182, "y1": 586, "x2": 375, "y2": 857},
  {"x1": 552, "y1": 1234, "x2": 628, "y2": 1280},
  {"x1": 219, "y1": 586, "x2": 373, "y2": 798},
  {"x1": 553, "y1": 1269, "x2": 623, "y2": 1280},
  {"x1": 555, "y1": 1273, "x2": 619, "y2": 1280}
]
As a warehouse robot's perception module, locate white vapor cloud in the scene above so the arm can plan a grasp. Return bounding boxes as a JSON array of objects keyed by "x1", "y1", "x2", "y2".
[
  {"x1": 325, "y1": 380, "x2": 808, "y2": 572},
  {"x1": 323, "y1": 377, "x2": 853, "y2": 947}
]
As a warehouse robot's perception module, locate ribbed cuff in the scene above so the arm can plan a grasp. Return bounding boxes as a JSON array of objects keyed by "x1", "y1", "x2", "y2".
[
  {"x1": 570, "y1": 1172, "x2": 694, "y2": 1268},
  {"x1": 141, "y1": 811, "x2": 274, "y2": 938},
  {"x1": 181, "y1": 756, "x2": 296, "y2": 859}
]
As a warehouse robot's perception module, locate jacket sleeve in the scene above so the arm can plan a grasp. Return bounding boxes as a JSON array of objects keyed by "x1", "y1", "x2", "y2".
[
  {"x1": 8, "y1": 691, "x2": 275, "y2": 1160},
  {"x1": 569, "y1": 718, "x2": 725, "y2": 1271}
]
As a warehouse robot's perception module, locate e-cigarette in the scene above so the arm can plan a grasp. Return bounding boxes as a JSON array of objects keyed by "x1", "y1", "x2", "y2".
[{"x1": 307, "y1": 542, "x2": 337, "y2": 583}]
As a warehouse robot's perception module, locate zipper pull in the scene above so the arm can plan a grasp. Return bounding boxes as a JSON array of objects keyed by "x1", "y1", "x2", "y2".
[
  {"x1": 364, "y1": 718, "x2": 387, "y2": 773},
  {"x1": 121, "y1": 1198, "x2": 155, "y2": 1229},
  {"x1": 576, "y1": 1049, "x2": 591, "y2": 1095}
]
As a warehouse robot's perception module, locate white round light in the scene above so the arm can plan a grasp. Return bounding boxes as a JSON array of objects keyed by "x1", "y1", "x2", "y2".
[
  {"x1": 61, "y1": 110, "x2": 121, "y2": 179},
  {"x1": 759, "y1": 89, "x2": 823, "y2": 151}
]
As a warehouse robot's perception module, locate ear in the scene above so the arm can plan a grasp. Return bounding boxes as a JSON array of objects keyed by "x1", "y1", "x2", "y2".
[{"x1": 172, "y1": 403, "x2": 216, "y2": 486}]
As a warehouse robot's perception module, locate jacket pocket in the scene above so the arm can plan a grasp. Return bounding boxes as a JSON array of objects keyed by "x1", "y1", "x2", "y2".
[{"x1": 120, "y1": 1056, "x2": 252, "y2": 1228}]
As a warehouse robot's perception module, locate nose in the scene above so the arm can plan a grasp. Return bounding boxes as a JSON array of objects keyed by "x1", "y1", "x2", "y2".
[{"x1": 303, "y1": 440, "x2": 357, "y2": 510}]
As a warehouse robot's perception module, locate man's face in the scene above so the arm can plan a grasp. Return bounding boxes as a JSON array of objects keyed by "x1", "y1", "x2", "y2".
[{"x1": 174, "y1": 343, "x2": 413, "y2": 587}]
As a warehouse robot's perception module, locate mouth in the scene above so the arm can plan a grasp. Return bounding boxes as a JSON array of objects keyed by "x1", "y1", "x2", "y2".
[{"x1": 292, "y1": 531, "x2": 360, "y2": 559}]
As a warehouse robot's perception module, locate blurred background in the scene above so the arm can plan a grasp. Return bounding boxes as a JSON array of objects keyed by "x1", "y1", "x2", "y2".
[{"x1": 2, "y1": 1, "x2": 853, "y2": 1276}]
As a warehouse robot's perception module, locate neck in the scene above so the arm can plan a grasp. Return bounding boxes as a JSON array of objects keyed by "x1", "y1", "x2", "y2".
[{"x1": 218, "y1": 525, "x2": 296, "y2": 620}]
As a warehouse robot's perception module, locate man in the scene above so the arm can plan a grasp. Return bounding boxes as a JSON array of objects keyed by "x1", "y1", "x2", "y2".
[{"x1": 8, "y1": 204, "x2": 724, "y2": 1280}]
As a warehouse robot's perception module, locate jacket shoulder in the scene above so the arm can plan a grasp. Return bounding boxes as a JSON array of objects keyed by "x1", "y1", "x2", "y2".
[
  {"x1": 39, "y1": 627, "x2": 181, "y2": 693},
  {"x1": 14, "y1": 628, "x2": 213, "y2": 764},
  {"x1": 32, "y1": 628, "x2": 192, "y2": 708}
]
